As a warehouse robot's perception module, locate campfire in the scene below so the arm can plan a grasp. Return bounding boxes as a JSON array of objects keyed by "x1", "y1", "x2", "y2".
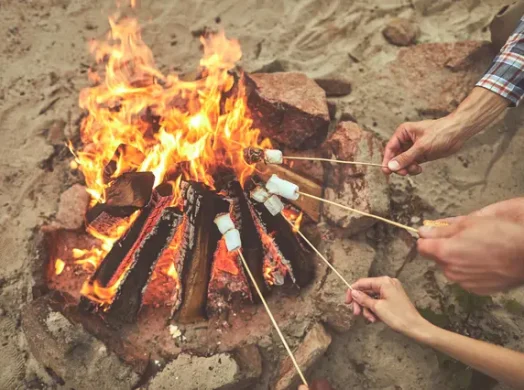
[{"x1": 46, "y1": 15, "x2": 315, "y2": 325}]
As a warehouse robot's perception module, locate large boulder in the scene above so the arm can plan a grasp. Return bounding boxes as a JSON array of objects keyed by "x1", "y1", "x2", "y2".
[
  {"x1": 390, "y1": 41, "x2": 495, "y2": 116},
  {"x1": 322, "y1": 121, "x2": 389, "y2": 235},
  {"x1": 315, "y1": 237, "x2": 375, "y2": 333},
  {"x1": 246, "y1": 72, "x2": 330, "y2": 149}
]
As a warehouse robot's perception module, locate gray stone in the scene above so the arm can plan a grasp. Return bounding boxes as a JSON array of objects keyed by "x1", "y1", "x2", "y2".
[
  {"x1": 50, "y1": 184, "x2": 89, "y2": 230},
  {"x1": 315, "y1": 238, "x2": 375, "y2": 333},
  {"x1": 314, "y1": 78, "x2": 352, "y2": 97},
  {"x1": 275, "y1": 323, "x2": 332, "y2": 390},
  {"x1": 21, "y1": 297, "x2": 140, "y2": 390},
  {"x1": 246, "y1": 72, "x2": 330, "y2": 149},
  {"x1": 322, "y1": 122, "x2": 389, "y2": 235},
  {"x1": 382, "y1": 18, "x2": 419, "y2": 46}
]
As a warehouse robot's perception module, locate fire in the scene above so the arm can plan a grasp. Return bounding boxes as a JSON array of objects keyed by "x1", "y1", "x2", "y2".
[
  {"x1": 54, "y1": 259, "x2": 65, "y2": 275},
  {"x1": 282, "y1": 208, "x2": 304, "y2": 232},
  {"x1": 62, "y1": 10, "x2": 274, "y2": 306}
]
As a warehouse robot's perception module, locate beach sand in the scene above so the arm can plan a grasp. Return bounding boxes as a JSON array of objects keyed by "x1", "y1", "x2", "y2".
[{"x1": 0, "y1": 0, "x2": 523, "y2": 388}]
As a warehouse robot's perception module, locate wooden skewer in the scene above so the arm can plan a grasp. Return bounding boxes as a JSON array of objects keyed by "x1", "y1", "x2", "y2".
[
  {"x1": 237, "y1": 250, "x2": 308, "y2": 387},
  {"x1": 284, "y1": 156, "x2": 386, "y2": 168},
  {"x1": 299, "y1": 191, "x2": 419, "y2": 234},
  {"x1": 282, "y1": 214, "x2": 353, "y2": 290}
]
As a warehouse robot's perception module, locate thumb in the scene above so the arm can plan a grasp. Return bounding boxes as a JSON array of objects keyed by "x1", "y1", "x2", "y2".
[
  {"x1": 351, "y1": 290, "x2": 377, "y2": 310},
  {"x1": 388, "y1": 146, "x2": 422, "y2": 171}
]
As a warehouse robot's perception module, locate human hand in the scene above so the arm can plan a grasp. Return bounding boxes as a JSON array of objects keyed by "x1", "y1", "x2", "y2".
[
  {"x1": 469, "y1": 197, "x2": 524, "y2": 224},
  {"x1": 298, "y1": 379, "x2": 333, "y2": 390},
  {"x1": 382, "y1": 116, "x2": 466, "y2": 176},
  {"x1": 345, "y1": 277, "x2": 430, "y2": 338},
  {"x1": 418, "y1": 217, "x2": 524, "y2": 295}
]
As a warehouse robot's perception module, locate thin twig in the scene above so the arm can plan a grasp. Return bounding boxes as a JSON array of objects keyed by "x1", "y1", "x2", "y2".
[
  {"x1": 284, "y1": 155, "x2": 386, "y2": 168},
  {"x1": 299, "y1": 191, "x2": 418, "y2": 234},
  {"x1": 237, "y1": 250, "x2": 308, "y2": 387},
  {"x1": 282, "y1": 214, "x2": 353, "y2": 290}
]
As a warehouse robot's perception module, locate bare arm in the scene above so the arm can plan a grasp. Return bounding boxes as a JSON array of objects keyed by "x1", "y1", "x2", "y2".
[
  {"x1": 347, "y1": 277, "x2": 524, "y2": 389},
  {"x1": 413, "y1": 324, "x2": 524, "y2": 389}
]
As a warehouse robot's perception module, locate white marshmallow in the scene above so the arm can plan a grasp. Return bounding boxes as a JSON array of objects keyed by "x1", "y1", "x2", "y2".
[
  {"x1": 265, "y1": 174, "x2": 299, "y2": 201},
  {"x1": 264, "y1": 195, "x2": 284, "y2": 216},
  {"x1": 250, "y1": 186, "x2": 270, "y2": 203},
  {"x1": 214, "y1": 213, "x2": 236, "y2": 235},
  {"x1": 224, "y1": 229, "x2": 241, "y2": 252},
  {"x1": 264, "y1": 149, "x2": 283, "y2": 165}
]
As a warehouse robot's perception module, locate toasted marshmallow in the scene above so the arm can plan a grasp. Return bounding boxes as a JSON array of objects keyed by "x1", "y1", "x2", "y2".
[
  {"x1": 264, "y1": 149, "x2": 283, "y2": 165},
  {"x1": 264, "y1": 195, "x2": 284, "y2": 216},
  {"x1": 214, "y1": 213, "x2": 236, "y2": 235},
  {"x1": 251, "y1": 186, "x2": 270, "y2": 203},
  {"x1": 265, "y1": 174, "x2": 299, "y2": 200},
  {"x1": 224, "y1": 229, "x2": 241, "y2": 252}
]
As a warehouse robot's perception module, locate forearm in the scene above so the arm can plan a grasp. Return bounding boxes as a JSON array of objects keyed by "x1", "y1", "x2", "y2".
[
  {"x1": 448, "y1": 87, "x2": 509, "y2": 140},
  {"x1": 411, "y1": 322, "x2": 524, "y2": 388}
]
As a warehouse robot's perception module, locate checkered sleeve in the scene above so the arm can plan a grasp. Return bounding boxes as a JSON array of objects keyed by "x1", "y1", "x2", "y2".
[{"x1": 476, "y1": 17, "x2": 524, "y2": 106}]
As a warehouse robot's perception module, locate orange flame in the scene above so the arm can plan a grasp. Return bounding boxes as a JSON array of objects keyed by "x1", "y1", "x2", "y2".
[{"x1": 54, "y1": 258, "x2": 65, "y2": 275}]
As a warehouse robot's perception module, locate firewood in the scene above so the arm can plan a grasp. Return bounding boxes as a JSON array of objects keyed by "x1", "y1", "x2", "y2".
[{"x1": 256, "y1": 164, "x2": 322, "y2": 222}]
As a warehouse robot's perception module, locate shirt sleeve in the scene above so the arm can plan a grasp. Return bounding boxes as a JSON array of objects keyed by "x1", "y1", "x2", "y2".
[{"x1": 476, "y1": 16, "x2": 524, "y2": 106}]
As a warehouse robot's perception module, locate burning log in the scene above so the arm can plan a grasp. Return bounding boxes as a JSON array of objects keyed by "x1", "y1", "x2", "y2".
[
  {"x1": 86, "y1": 171, "x2": 155, "y2": 228},
  {"x1": 174, "y1": 182, "x2": 226, "y2": 323},
  {"x1": 107, "y1": 206, "x2": 183, "y2": 322},
  {"x1": 228, "y1": 181, "x2": 269, "y2": 297},
  {"x1": 80, "y1": 191, "x2": 173, "y2": 318},
  {"x1": 252, "y1": 199, "x2": 314, "y2": 288},
  {"x1": 103, "y1": 144, "x2": 146, "y2": 180}
]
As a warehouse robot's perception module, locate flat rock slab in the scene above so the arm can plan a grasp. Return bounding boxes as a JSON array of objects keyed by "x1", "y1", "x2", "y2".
[
  {"x1": 148, "y1": 345, "x2": 261, "y2": 390},
  {"x1": 275, "y1": 323, "x2": 332, "y2": 390},
  {"x1": 246, "y1": 72, "x2": 330, "y2": 149},
  {"x1": 322, "y1": 121, "x2": 389, "y2": 235},
  {"x1": 315, "y1": 238, "x2": 375, "y2": 333},
  {"x1": 21, "y1": 295, "x2": 140, "y2": 390}
]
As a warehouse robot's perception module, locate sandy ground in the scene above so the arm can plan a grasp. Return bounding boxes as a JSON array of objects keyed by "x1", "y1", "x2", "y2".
[{"x1": 1, "y1": 0, "x2": 524, "y2": 389}]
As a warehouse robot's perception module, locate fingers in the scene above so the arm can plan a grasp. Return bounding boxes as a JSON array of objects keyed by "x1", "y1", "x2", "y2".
[
  {"x1": 362, "y1": 307, "x2": 377, "y2": 323},
  {"x1": 418, "y1": 221, "x2": 464, "y2": 238},
  {"x1": 351, "y1": 276, "x2": 393, "y2": 293},
  {"x1": 298, "y1": 386, "x2": 308, "y2": 390},
  {"x1": 417, "y1": 238, "x2": 450, "y2": 264},
  {"x1": 350, "y1": 290, "x2": 377, "y2": 310}
]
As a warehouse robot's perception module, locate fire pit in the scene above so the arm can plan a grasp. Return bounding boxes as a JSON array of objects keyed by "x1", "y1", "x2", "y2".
[{"x1": 21, "y1": 8, "x2": 392, "y2": 389}]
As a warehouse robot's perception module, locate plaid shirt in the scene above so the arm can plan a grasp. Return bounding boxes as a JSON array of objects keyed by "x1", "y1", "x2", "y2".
[{"x1": 477, "y1": 17, "x2": 524, "y2": 106}]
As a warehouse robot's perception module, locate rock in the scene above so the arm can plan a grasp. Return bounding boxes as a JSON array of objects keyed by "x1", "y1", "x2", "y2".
[
  {"x1": 382, "y1": 18, "x2": 419, "y2": 46},
  {"x1": 21, "y1": 297, "x2": 140, "y2": 390},
  {"x1": 389, "y1": 41, "x2": 494, "y2": 116},
  {"x1": 314, "y1": 78, "x2": 352, "y2": 97},
  {"x1": 339, "y1": 111, "x2": 357, "y2": 123},
  {"x1": 282, "y1": 148, "x2": 325, "y2": 184},
  {"x1": 232, "y1": 344, "x2": 263, "y2": 388},
  {"x1": 315, "y1": 238, "x2": 375, "y2": 333},
  {"x1": 275, "y1": 323, "x2": 332, "y2": 390},
  {"x1": 246, "y1": 72, "x2": 330, "y2": 149},
  {"x1": 322, "y1": 122, "x2": 389, "y2": 234},
  {"x1": 149, "y1": 353, "x2": 245, "y2": 390},
  {"x1": 51, "y1": 184, "x2": 89, "y2": 230}
]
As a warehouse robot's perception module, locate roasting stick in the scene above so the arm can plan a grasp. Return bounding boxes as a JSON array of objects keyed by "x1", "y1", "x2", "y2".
[
  {"x1": 281, "y1": 214, "x2": 353, "y2": 291},
  {"x1": 283, "y1": 155, "x2": 385, "y2": 168},
  {"x1": 214, "y1": 214, "x2": 308, "y2": 388},
  {"x1": 299, "y1": 191, "x2": 418, "y2": 234},
  {"x1": 237, "y1": 250, "x2": 308, "y2": 387}
]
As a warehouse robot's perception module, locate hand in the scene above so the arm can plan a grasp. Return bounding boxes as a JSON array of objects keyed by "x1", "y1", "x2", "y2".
[
  {"x1": 470, "y1": 197, "x2": 524, "y2": 224},
  {"x1": 298, "y1": 379, "x2": 333, "y2": 390},
  {"x1": 345, "y1": 277, "x2": 430, "y2": 338},
  {"x1": 382, "y1": 116, "x2": 466, "y2": 176},
  {"x1": 418, "y1": 217, "x2": 524, "y2": 294}
]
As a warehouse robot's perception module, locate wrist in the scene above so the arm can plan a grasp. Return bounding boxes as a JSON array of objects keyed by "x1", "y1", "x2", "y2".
[{"x1": 402, "y1": 317, "x2": 437, "y2": 344}]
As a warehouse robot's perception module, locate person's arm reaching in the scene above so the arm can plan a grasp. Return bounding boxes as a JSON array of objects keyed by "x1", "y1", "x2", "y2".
[
  {"x1": 383, "y1": 16, "x2": 524, "y2": 176},
  {"x1": 346, "y1": 277, "x2": 524, "y2": 388}
]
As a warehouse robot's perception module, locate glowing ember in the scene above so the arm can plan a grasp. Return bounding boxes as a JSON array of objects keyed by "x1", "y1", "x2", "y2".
[{"x1": 54, "y1": 259, "x2": 65, "y2": 275}]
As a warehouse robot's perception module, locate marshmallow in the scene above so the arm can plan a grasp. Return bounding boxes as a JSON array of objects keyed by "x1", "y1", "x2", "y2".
[
  {"x1": 250, "y1": 186, "x2": 270, "y2": 203},
  {"x1": 224, "y1": 229, "x2": 241, "y2": 252},
  {"x1": 265, "y1": 174, "x2": 299, "y2": 201},
  {"x1": 264, "y1": 149, "x2": 283, "y2": 165},
  {"x1": 214, "y1": 213, "x2": 236, "y2": 235},
  {"x1": 264, "y1": 195, "x2": 284, "y2": 216}
]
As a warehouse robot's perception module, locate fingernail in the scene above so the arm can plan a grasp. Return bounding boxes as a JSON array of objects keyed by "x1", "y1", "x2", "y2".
[
  {"x1": 388, "y1": 160, "x2": 400, "y2": 171},
  {"x1": 352, "y1": 290, "x2": 362, "y2": 298},
  {"x1": 418, "y1": 226, "x2": 433, "y2": 236}
]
